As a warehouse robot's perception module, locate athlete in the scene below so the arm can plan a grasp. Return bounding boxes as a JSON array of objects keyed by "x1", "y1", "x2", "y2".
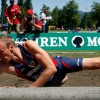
[{"x1": 0, "y1": 35, "x2": 100, "y2": 88}]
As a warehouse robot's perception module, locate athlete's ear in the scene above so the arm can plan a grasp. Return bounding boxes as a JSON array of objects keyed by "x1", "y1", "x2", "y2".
[{"x1": 9, "y1": 44, "x2": 14, "y2": 50}]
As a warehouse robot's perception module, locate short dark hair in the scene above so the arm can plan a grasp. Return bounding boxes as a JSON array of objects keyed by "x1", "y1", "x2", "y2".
[{"x1": 44, "y1": 9, "x2": 48, "y2": 12}]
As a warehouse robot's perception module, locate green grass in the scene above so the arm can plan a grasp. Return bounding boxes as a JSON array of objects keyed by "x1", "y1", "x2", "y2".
[{"x1": 47, "y1": 50, "x2": 100, "y2": 58}]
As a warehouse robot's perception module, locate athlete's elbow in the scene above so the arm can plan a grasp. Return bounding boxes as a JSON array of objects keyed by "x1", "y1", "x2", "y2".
[{"x1": 51, "y1": 66, "x2": 57, "y2": 74}]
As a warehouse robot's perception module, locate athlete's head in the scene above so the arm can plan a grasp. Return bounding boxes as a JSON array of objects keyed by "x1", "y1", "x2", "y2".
[
  {"x1": 0, "y1": 35, "x2": 15, "y2": 48},
  {"x1": 0, "y1": 35, "x2": 15, "y2": 63}
]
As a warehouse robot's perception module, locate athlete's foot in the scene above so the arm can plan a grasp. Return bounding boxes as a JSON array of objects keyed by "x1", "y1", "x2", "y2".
[{"x1": 61, "y1": 75, "x2": 68, "y2": 84}]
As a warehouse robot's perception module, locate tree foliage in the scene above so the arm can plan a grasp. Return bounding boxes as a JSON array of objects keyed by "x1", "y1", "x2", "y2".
[
  {"x1": 52, "y1": 0, "x2": 80, "y2": 29},
  {"x1": 90, "y1": 2, "x2": 100, "y2": 27},
  {"x1": 17, "y1": 0, "x2": 33, "y2": 20},
  {"x1": 0, "y1": 0, "x2": 100, "y2": 29},
  {"x1": 1, "y1": 0, "x2": 8, "y2": 24},
  {"x1": 23, "y1": 0, "x2": 33, "y2": 10},
  {"x1": 64, "y1": 0, "x2": 80, "y2": 29},
  {"x1": 51, "y1": 6, "x2": 59, "y2": 26},
  {"x1": 17, "y1": 0, "x2": 24, "y2": 7}
]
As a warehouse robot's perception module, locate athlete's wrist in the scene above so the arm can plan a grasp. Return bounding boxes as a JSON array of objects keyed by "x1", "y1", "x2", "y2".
[{"x1": 28, "y1": 84, "x2": 38, "y2": 88}]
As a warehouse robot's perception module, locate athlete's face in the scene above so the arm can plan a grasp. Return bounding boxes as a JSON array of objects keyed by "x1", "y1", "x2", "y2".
[{"x1": 0, "y1": 41, "x2": 13, "y2": 63}]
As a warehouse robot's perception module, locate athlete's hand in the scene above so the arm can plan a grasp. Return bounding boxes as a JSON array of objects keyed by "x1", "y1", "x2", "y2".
[
  {"x1": 4, "y1": 86, "x2": 16, "y2": 88},
  {"x1": 28, "y1": 84, "x2": 37, "y2": 88}
]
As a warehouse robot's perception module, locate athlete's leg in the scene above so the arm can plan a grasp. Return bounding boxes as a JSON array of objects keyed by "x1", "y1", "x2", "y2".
[
  {"x1": 62, "y1": 57, "x2": 82, "y2": 84},
  {"x1": 82, "y1": 57, "x2": 100, "y2": 70},
  {"x1": 54, "y1": 56, "x2": 83, "y2": 85}
]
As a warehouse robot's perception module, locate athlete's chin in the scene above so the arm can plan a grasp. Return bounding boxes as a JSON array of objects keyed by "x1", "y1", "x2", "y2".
[
  {"x1": 4, "y1": 61, "x2": 9, "y2": 63},
  {"x1": 4, "y1": 59, "x2": 11, "y2": 63}
]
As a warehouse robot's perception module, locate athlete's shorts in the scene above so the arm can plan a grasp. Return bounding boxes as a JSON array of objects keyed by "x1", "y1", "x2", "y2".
[
  {"x1": 54, "y1": 56, "x2": 83, "y2": 73},
  {"x1": 44, "y1": 56, "x2": 83, "y2": 87}
]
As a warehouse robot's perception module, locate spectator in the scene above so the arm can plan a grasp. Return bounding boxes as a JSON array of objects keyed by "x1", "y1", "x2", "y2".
[
  {"x1": 20, "y1": 9, "x2": 42, "y2": 33},
  {"x1": 41, "y1": 9, "x2": 52, "y2": 33},
  {"x1": 97, "y1": 26, "x2": 100, "y2": 33},
  {"x1": 5, "y1": 0, "x2": 21, "y2": 34}
]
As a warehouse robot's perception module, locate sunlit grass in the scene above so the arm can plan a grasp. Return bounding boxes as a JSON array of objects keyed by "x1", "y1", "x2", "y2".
[{"x1": 47, "y1": 50, "x2": 100, "y2": 58}]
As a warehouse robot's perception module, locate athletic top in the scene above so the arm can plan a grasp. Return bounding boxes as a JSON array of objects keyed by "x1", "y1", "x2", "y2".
[
  {"x1": 11, "y1": 44, "x2": 55, "y2": 81},
  {"x1": 11, "y1": 44, "x2": 83, "y2": 86}
]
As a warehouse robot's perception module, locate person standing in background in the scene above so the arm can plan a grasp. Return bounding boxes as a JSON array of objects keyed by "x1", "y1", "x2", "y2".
[
  {"x1": 5, "y1": 0, "x2": 21, "y2": 34},
  {"x1": 20, "y1": 9, "x2": 42, "y2": 33},
  {"x1": 41, "y1": 9, "x2": 48, "y2": 33}
]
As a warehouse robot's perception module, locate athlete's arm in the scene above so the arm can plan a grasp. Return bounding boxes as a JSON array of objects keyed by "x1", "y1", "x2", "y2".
[
  {"x1": 0, "y1": 61, "x2": 16, "y2": 75},
  {"x1": 23, "y1": 40, "x2": 57, "y2": 87},
  {"x1": 0, "y1": 61, "x2": 9, "y2": 75}
]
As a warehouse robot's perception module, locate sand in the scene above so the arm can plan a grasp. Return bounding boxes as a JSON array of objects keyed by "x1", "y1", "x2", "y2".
[{"x1": 0, "y1": 70, "x2": 100, "y2": 87}]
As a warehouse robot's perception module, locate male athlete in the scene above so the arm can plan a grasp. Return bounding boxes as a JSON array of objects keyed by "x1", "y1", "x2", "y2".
[{"x1": 0, "y1": 35, "x2": 100, "y2": 88}]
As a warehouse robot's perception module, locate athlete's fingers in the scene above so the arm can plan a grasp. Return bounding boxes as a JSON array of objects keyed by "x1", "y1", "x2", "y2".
[{"x1": 3, "y1": 86, "x2": 16, "y2": 88}]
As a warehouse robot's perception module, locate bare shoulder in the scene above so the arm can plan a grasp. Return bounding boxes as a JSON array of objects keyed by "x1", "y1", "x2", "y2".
[
  {"x1": 22, "y1": 40, "x2": 45, "y2": 55},
  {"x1": 22, "y1": 40, "x2": 36, "y2": 46},
  {"x1": 25, "y1": 40, "x2": 36, "y2": 44},
  {"x1": 23, "y1": 40, "x2": 41, "y2": 51}
]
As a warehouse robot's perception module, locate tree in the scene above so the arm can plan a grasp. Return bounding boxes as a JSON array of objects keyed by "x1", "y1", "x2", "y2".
[
  {"x1": 23, "y1": 0, "x2": 33, "y2": 10},
  {"x1": 80, "y1": 13, "x2": 87, "y2": 29},
  {"x1": 17, "y1": 0, "x2": 33, "y2": 20},
  {"x1": 1, "y1": 0, "x2": 8, "y2": 24},
  {"x1": 90, "y1": 2, "x2": 100, "y2": 27},
  {"x1": 57, "y1": 9, "x2": 63, "y2": 28},
  {"x1": 17, "y1": 0, "x2": 24, "y2": 7},
  {"x1": 55, "y1": 0, "x2": 80, "y2": 29},
  {"x1": 62, "y1": 0, "x2": 80, "y2": 29},
  {"x1": 51, "y1": 6, "x2": 59, "y2": 27}
]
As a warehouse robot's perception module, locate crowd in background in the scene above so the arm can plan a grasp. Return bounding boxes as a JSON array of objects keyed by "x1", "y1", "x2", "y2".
[
  {"x1": 0, "y1": 0, "x2": 51, "y2": 34},
  {"x1": 0, "y1": 0, "x2": 100, "y2": 34}
]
